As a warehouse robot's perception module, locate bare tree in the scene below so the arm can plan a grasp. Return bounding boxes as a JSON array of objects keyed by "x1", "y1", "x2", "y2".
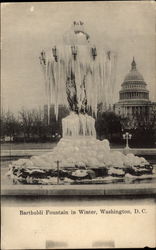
[
  {"x1": 19, "y1": 108, "x2": 35, "y2": 140},
  {"x1": 1, "y1": 110, "x2": 19, "y2": 141}
]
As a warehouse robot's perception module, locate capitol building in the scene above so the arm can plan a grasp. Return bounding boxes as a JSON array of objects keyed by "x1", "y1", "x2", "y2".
[{"x1": 114, "y1": 58, "x2": 156, "y2": 120}]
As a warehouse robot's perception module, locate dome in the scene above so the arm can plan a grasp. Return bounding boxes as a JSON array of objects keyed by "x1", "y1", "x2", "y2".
[
  {"x1": 124, "y1": 70, "x2": 144, "y2": 81},
  {"x1": 119, "y1": 58, "x2": 149, "y2": 103},
  {"x1": 124, "y1": 58, "x2": 144, "y2": 82}
]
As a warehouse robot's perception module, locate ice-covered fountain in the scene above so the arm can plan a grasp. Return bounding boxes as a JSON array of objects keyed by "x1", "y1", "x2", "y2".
[{"x1": 7, "y1": 22, "x2": 154, "y2": 185}]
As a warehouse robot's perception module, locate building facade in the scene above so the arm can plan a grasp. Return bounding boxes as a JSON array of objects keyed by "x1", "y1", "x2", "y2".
[{"x1": 114, "y1": 58, "x2": 156, "y2": 120}]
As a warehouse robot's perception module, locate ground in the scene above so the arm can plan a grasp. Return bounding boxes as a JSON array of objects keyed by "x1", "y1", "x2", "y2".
[{"x1": 1, "y1": 142, "x2": 57, "y2": 150}]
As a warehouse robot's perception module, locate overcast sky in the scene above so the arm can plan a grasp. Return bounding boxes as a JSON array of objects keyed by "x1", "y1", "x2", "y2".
[{"x1": 1, "y1": 1, "x2": 156, "y2": 113}]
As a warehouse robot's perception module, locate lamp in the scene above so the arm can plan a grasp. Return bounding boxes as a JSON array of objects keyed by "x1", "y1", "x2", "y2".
[
  {"x1": 39, "y1": 50, "x2": 46, "y2": 65},
  {"x1": 91, "y1": 47, "x2": 97, "y2": 60},
  {"x1": 52, "y1": 46, "x2": 58, "y2": 62},
  {"x1": 123, "y1": 132, "x2": 132, "y2": 149},
  {"x1": 71, "y1": 46, "x2": 77, "y2": 60}
]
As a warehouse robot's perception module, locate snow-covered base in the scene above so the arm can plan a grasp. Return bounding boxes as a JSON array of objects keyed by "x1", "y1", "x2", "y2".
[{"x1": 6, "y1": 137, "x2": 154, "y2": 185}]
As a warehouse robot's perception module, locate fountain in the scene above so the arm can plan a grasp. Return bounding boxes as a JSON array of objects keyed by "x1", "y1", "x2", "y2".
[{"x1": 7, "y1": 22, "x2": 154, "y2": 185}]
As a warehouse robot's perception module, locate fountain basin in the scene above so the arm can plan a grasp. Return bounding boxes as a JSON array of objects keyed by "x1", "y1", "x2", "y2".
[
  {"x1": 1, "y1": 182, "x2": 156, "y2": 196},
  {"x1": 6, "y1": 137, "x2": 155, "y2": 185}
]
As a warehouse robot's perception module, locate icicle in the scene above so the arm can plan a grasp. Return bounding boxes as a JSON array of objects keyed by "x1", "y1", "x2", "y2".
[
  {"x1": 40, "y1": 43, "x2": 118, "y2": 133},
  {"x1": 46, "y1": 60, "x2": 51, "y2": 124}
]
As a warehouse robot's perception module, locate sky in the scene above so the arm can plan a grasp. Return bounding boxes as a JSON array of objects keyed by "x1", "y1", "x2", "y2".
[{"x1": 1, "y1": 1, "x2": 156, "y2": 113}]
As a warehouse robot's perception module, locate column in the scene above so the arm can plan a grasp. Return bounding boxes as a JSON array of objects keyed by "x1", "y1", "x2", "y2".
[
  {"x1": 132, "y1": 106, "x2": 134, "y2": 116},
  {"x1": 121, "y1": 106, "x2": 124, "y2": 117}
]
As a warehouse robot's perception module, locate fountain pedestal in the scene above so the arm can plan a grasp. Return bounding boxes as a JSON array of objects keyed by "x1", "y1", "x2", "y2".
[{"x1": 62, "y1": 112, "x2": 96, "y2": 137}]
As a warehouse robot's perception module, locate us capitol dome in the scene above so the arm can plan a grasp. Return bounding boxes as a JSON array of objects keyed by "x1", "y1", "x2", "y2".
[{"x1": 114, "y1": 58, "x2": 156, "y2": 120}]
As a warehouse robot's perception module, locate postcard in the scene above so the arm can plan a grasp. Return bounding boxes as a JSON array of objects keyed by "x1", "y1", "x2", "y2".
[{"x1": 1, "y1": 1, "x2": 156, "y2": 249}]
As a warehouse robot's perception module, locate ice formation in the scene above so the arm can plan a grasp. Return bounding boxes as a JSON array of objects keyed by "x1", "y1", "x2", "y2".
[
  {"x1": 39, "y1": 24, "x2": 117, "y2": 121},
  {"x1": 62, "y1": 112, "x2": 96, "y2": 137},
  {"x1": 7, "y1": 138, "x2": 154, "y2": 185}
]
